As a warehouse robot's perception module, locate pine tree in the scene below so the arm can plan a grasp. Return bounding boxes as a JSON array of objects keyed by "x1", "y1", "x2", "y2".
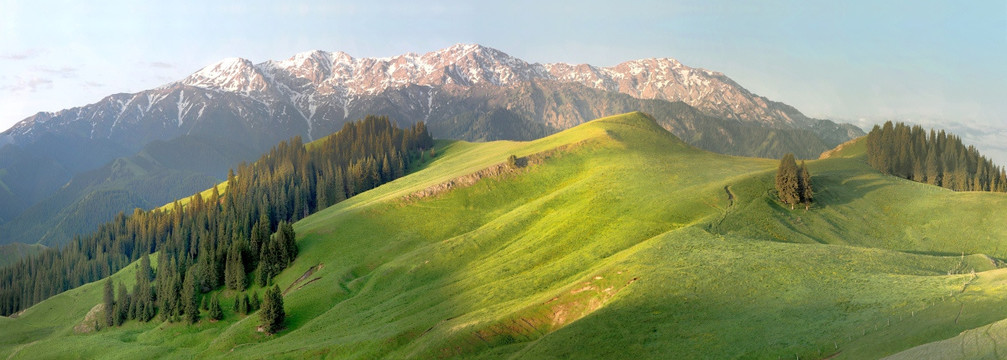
[
  {"x1": 280, "y1": 222, "x2": 297, "y2": 264},
  {"x1": 225, "y1": 244, "x2": 246, "y2": 290},
  {"x1": 925, "y1": 145, "x2": 940, "y2": 185},
  {"x1": 798, "y1": 161, "x2": 813, "y2": 210},
  {"x1": 208, "y1": 293, "x2": 222, "y2": 321},
  {"x1": 115, "y1": 282, "x2": 128, "y2": 326},
  {"x1": 103, "y1": 279, "x2": 115, "y2": 328},
  {"x1": 256, "y1": 262, "x2": 268, "y2": 287},
  {"x1": 775, "y1": 154, "x2": 801, "y2": 209},
  {"x1": 196, "y1": 254, "x2": 218, "y2": 293},
  {"x1": 233, "y1": 249, "x2": 246, "y2": 290},
  {"x1": 139, "y1": 254, "x2": 153, "y2": 282},
  {"x1": 260, "y1": 285, "x2": 285, "y2": 334},
  {"x1": 182, "y1": 268, "x2": 199, "y2": 324},
  {"x1": 241, "y1": 293, "x2": 251, "y2": 314},
  {"x1": 249, "y1": 291, "x2": 261, "y2": 311}
]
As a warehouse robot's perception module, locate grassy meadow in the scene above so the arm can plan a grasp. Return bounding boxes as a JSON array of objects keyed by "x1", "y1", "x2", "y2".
[{"x1": 2, "y1": 112, "x2": 1006, "y2": 359}]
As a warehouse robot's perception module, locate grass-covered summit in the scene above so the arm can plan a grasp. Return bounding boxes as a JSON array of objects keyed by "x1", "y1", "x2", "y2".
[{"x1": 2, "y1": 112, "x2": 1006, "y2": 359}]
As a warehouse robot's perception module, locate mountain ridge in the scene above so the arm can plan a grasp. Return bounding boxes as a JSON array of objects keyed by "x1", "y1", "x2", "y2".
[
  {"x1": 0, "y1": 44, "x2": 863, "y2": 248},
  {"x1": 4, "y1": 43, "x2": 862, "y2": 145}
]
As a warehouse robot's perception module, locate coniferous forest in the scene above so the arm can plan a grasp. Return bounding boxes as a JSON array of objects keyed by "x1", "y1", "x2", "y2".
[
  {"x1": 866, "y1": 121, "x2": 1007, "y2": 192},
  {"x1": 0, "y1": 116, "x2": 434, "y2": 317}
]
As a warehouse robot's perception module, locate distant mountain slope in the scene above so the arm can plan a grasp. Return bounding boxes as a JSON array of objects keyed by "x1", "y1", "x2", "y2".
[
  {"x1": 0, "y1": 243, "x2": 43, "y2": 267},
  {"x1": 0, "y1": 134, "x2": 263, "y2": 246},
  {"x1": 2, "y1": 113, "x2": 1002, "y2": 359},
  {"x1": 0, "y1": 44, "x2": 862, "y2": 248}
]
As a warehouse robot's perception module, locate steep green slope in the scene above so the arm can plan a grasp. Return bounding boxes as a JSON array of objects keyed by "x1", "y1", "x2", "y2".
[{"x1": 2, "y1": 112, "x2": 1004, "y2": 359}]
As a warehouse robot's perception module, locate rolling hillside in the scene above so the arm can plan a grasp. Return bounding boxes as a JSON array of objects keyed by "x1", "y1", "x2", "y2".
[
  {"x1": 0, "y1": 44, "x2": 863, "y2": 250},
  {"x1": 2, "y1": 112, "x2": 1004, "y2": 359}
]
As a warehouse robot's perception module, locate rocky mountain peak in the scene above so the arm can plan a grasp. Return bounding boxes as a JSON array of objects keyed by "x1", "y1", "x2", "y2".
[
  {"x1": 3, "y1": 44, "x2": 857, "y2": 148},
  {"x1": 181, "y1": 57, "x2": 270, "y2": 95}
]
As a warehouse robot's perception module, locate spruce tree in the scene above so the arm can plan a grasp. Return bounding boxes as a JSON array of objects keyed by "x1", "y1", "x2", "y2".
[
  {"x1": 798, "y1": 161, "x2": 813, "y2": 210},
  {"x1": 139, "y1": 254, "x2": 153, "y2": 282},
  {"x1": 197, "y1": 254, "x2": 218, "y2": 293},
  {"x1": 182, "y1": 268, "x2": 199, "y2": 324},
  {"x1": 116, "y1": 282, "x2": 129, "y2": 326},
  {"x1": 775, "y1": 154, "x2": 801, "y2": 209},
  {"x1": 234, "y1": 249, "x2": 246, "y2": 290},
  {"x1": 249, "y1": 291, "x2": 260, "y2": 311},
  {"x1": 103, "y1": 279, "x2": 115, "y2": 328},
  {"x1": 241, "y1": 293, "x2": 251, "y2": 314},
  {"x1": 225, "y1": 244, "x2": 246, "y2": 290},
  {"x1": 280, "y1": 222, "x2": 297, "y2": 264},
  {"x1": 208, "y1": 293, "x2": 222, "y2": 321},
  {"x1": 256, "y1": 262, "x2": 268, "y2": 287},
  {"x1": 925, "y1": 146, "x2": 940, "y2": 185},
  {"x1": 260, "y1": 285, "x2": 285, "y2": 334}
]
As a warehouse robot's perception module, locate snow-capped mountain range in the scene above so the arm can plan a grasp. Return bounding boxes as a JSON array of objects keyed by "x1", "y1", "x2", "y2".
[
  {"x1": 0, "y1": 44, "x2": 864, "y2": 246},
  {"x1": 179, "y1": 43, "x2": 803, "y2": 128},
  {"x1": 3, "y1": 44, "x2": 850, "y2": 147}
]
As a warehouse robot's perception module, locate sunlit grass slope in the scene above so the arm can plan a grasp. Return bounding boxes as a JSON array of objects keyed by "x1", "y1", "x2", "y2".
[{"x1": 3, "y1": 111, "x2": 1006, "y2": 359}]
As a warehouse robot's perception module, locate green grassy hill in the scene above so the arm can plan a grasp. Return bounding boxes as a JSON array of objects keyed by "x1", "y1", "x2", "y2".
[{"x1": 2, "y1": 112, "x2": 1005, "y2": 359}]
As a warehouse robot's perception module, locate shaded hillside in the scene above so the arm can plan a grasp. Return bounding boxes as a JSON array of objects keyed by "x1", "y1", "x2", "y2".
[{"x1": 0, "y1": 134, "x2": 264, "y2": 246}]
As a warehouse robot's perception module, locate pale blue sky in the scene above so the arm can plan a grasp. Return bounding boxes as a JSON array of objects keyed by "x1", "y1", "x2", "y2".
[{"x1": 1, "y1": 0, "x2": 1005, "y2": 163}]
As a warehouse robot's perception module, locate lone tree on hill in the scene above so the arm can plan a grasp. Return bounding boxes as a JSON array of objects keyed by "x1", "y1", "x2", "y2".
[
  {"x1": 260, "y1": 285, "x2": 285, "y2": 334},
  {"x1": 775, "y1": 154, "x2": 814, "y2": 209}
]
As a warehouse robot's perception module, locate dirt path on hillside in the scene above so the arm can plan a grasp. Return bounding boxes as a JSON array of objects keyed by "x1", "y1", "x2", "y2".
[{"x1": 283, "y1": 263, "x2": 323, "y2": 296}]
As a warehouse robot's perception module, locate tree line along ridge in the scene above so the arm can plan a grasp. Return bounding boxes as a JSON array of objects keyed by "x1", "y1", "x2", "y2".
[{"x1": 866, "y1": 121, "x2": 1007, "y2": 192}]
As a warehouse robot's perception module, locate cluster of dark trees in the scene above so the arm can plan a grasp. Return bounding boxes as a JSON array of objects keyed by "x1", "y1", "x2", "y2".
[
  {"x1": 0, "y1": 116, "x2": 434, "y2": 317},
  {"x1": 866, "y1": 121, "x2": 1007, "y2": 192},
  {"x1": 99, "y1": 255, "x2": 262, "y2": 327},
  {"x1": 100, "y1": 254, "x2": 157, "y2": 327},
  {"x1": 775, "y1": 153, "x2": 814, "y2": 210}
]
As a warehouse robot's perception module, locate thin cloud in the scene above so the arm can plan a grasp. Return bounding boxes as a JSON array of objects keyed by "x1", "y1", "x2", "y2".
[
  {"x1": 1, "y1": 77, "x2": 54, "y2": 92},
  {"x1": 150, "y1": 61, "x2": 175, "y2": 69},
  {"x1": 0, "y1": 49, "x2": 42, "y2": 60},
  {"x1": 36, "y1": 66, "x2": 79, "y2": 79},
  {"x1": 83, "y1": 81, "x2": 105, "y2": 88}
]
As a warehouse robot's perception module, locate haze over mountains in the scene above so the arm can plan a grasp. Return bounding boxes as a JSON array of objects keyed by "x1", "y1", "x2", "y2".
[{"x1": 0, "y1": 44, "x2": 863, "y2": 247}]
